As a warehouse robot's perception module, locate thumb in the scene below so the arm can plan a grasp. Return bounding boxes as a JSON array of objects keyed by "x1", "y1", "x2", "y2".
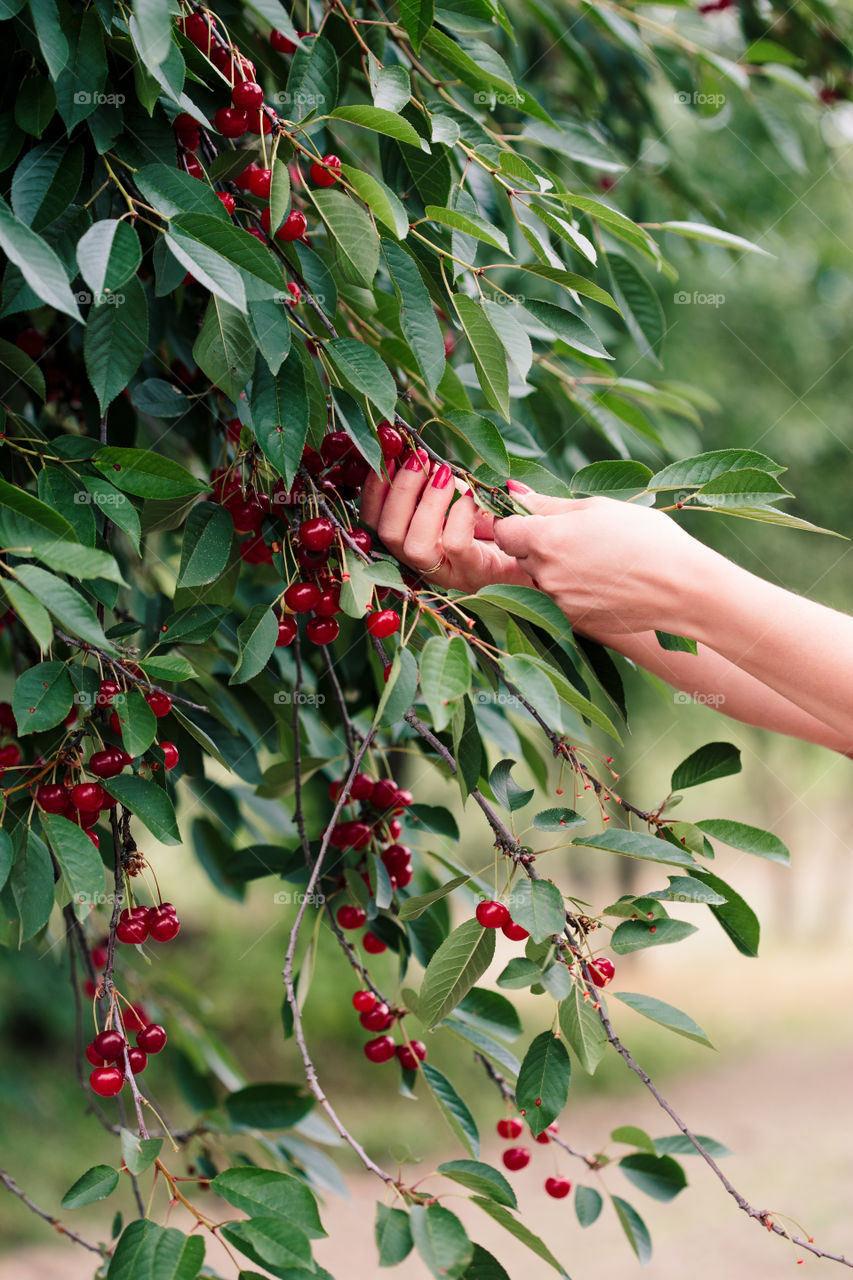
[
  {"x1": 506, "y1": 478, "x2": 573, "y2": 516},
  {"x1": 493, "y1": 512, "x2": 546, "y2": 559}
]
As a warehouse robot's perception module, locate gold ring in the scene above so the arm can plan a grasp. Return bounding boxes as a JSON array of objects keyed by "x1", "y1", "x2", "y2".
[{"x1": 422, "y1": 552, "x2": 447, "y2": 574}]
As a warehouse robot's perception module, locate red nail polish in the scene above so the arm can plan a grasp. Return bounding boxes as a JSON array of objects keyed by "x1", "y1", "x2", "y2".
[
  {"x1": 404, "y1": 449, "x2": 427, "y2": 472},
  {"x1": 506, "y1": 478, "x2": 531, "y2": 494},
  {"x1": 432, "y1": 464, "x2": 452, "y2": 490}
]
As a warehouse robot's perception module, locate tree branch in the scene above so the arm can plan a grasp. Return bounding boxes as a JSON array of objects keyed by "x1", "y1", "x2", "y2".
[{"x1": 0, "y1": 1169, "x2": 104, "y2": 1256}]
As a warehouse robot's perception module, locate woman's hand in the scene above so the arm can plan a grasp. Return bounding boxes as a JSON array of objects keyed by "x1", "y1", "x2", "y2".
[
  {"x1": 360, "y1": 449, "x2": 534, "y2": 593},
  {"x1": 492, "y1": 481, "x2": 712, "y2": 638}
]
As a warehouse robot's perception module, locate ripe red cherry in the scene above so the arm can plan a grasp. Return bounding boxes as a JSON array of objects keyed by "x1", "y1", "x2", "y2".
[
  {"x1": 284, "y1": 582, "x2": 321, "y2": 613},
  {"x1": 545, "y1": 1177, "x2": 572, "y2": 1199},
  {"x1": 85, "y1": 1044, "x2": 107, "y2": 1067},
  {"x1": 234, "y1": 163, "x2": 259, "y2": 191},
  {"x1": 363, "y1": 931, "x2": 387, "y2": 955},
  {"x1": 306, "y1": 617, "x2": 339, "y2": 646},
  {"x1": 337, "y1": 904, "x2": 367, "y2": 931},
  {"x1": 349, "y1": 527, "x2": 372, "y2": 554},
  {"x1": 0, "y1": 743, "x2": 21, "y2": 768},
  {"x1": 476, "y1": 900, "x2": 511, "y2": 929},
  {"x1": 217, "y1": 191, "x2": 236, "y2": 216},
  {"x1": 497, "y1": 1118, "x2": 524, "y2": 1140},
  {"x1": 278, "y1": 210, "x2": 307, "y2": 242},
  {"x1": 145, "y1": 691, "x2": 172, "y2": 718},
  {"x1": 116, "y1": 909, "x2": 148, "y2": 944},
  {"x1": 364, "y1": 1035, "x2": 396, "y2": 1063},
  {"x1": 97, "y1": 679, "x2": 120, "y2": 707},
  {"x1": 182, "y1": 12, "x2": 212, "y2": 49},
  {"x1": 314, "y1": 587, "x2": 341, "y2": 617},
  {"x1": 502, "y1": 920, "x2": 530, "y2": 941},
  {"x1": 321, "y1": 431, "x2": 351, "y2": 463},
  {"x1": 377, "y1": 422, "x2": 404, "y2": 459},
  {"x1": 588, "y1": 958, "x2": 615, "y2": 988},
  {"x1": 387, "y1": 819, "x2": 402, "y2": 840},
  {"x1": 36, "y1": 783, "x2": 68, "y2": 813},
  {"x1": 232, "y1": 80, "x2": 264, "y2": 110},
  {"x1": 126, "y1": 1047, "x2": 148, "y2": 1075},
  {"x1": 535, "y1": 1122, "x2": 559, "y2": 1144},
  {"x1": 276, "y1": 617, "x2": 297, "y2": 647},
  {"x1": 300, "y1": 517, "x2": 335, "y2": 551},
  {"x1": 91, "y1": 1029, "x2": 125, "y2": 1061},
  {"x1": 89, "y1": 748, "x2": 125, "y2": 779},
  {"x1": 0, "y1": 702, "x2": 15, "y2": 730},
  {"x1": 90, "y1": 1066, "x2": 124, "y2": 1097},
  {"x1": 159, "y1": 742, "x2": 179, "y2": 771},
  {"x1": 147, "y1": 907, "x2": 181, "y2": 942},
  {"x1": 91, "y1": 945, "x2": 108, "y2": 969},
  {"x1": 123, "y1": 1003, "x2": 148, "y2": 1033},
  {"x1": 366, "y1": 610, "x2": 400, "y2": 639},
  {"x1": 396, "y1": 1041, "x2": 426, "y2": 1070},
  {"x1": 360, "y1": 1003, "x2": 392, "y2": 1031},
  {"x1": 286, "y1": 282, "x2": 302, "y2": 305},
  {"x1": 381, "y1": 844, "x2": 411, "y2": 876},
  {"x1": 214, "y1": 107, "x2": 248, "y2": 138},
  {"x1": 249, "y1": 167, "x2": 272, "y2": 198},
  {"x1": 87, "y1": 831, "x2": 100, "y2": 848},
  {"x1": 15, "y1": 327, "x2": 45, "y2": 359},
  {"x1": 352, "y1": 990, "x2": 376, "y2": 1013},
  {"x1": 310, "y1": 154, "x2": 341, "y2": 187},
  {"x1": 370, "y1": 778, "x2": 398, "y2": 811},
  {"x1": 226, "y1": 494, "x2": 264, "y2": 533},
  {"x1": 246, "y1": 109, "x2": 274, "y2": 136},
  {"x1": 270, "y1": 29, "x2": 297, "y2": 53},
  {"x1": 502, "y1": 1147, "x2": 531, "y2": 1172},
  {"x1": 137, "y1": 1024, "x2": 167, "y2": 1054},
  {"x1": 70, "y1": 782, "x2": 105, "y2": 812}
]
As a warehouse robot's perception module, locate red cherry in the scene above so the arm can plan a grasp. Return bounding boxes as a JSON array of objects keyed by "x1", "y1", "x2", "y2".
[
  {"x1": 278, "y1": 210, "x2": 307, "y2": 242},
  {"x1": 67, "y1": 805, "x2": 99, "y2": 829},
  {"x1": 232, "y1": 80, "x2": 264, "y2": 110},
  {"x1": 377, "y1": 422, "x2": 404, "y2": 460},
  {"x1": 497, "y1": 1118, "x2": 524, "y2": 1140},
  {"x1": 226, "y1": 417, "x2": 243, "y2": 445},
  {"x1": 502, "y1": 921, "x2": 530, "y2": 941},
  {"x1": 320, "y1": 432, "x2": 351, "y2": 465},
  {"x1": 392, "y1": 788, "x2": 413, "y2": 813},
  {"x1": 245, "y1": 109, "x2": 274, "y2": 136},
  {"x1": 352, "y1": 990, "x2": 376, "y2": 1013},
  {"x1": 137, "y1": 1024, "x2": 167, "y2": 1054},
  {"x1": 70, "y1": 782, "x2": 105, "y2": 812},
  {"x1": 91, "y1": 1029, "x2": 125, "y2": 1061},
  {"x1": 184, "y1": 156, "x2": 204, "y2": 181},
  {"x1": 387, "y1": 819, "x2": 402, "y2": 840},
  {"x1": 337, "y1": 904, "x2": 367, "y2": 930},
  {"x1": 158, "y1": 902, "x2": 178, "y2": 916},
  {"x1": 444, "y1": 331, "x2": 456, "y2": 358},
  {"x1": 381, "y1": 843, "x2": 411, "y2": 875},
  {"x1": 306, "y1": 616, "x2": 339, "y2": 646},
  {"x1": 370, "y1": 778, "x2": 398, "y2": 811},
  {"x1": 87, "y1": 830, "x2": 100, "y2": 848},
  {"x1": 349, "y1": 527, "x2": 372, "y2": 554},
  {"x1": 310, "y1": 154, "x2": 341, "y2": 187},
  {"x1": 145, "y1": 691, "x2": 172, "y2": 718},
  {"x1": 270, "y1": 29, "x2": 297, "y2": 53},
  {"x1": 363, "y1": 931, "x2": 387, "y2": 955},
  {"x1": 249, "y1": 167, "x2": 272, "y2": 198},
  {"x1": 545, "y1": 1177, "x2": 572, "y2": 1199},
  {"x1": 214, "y1": 107, "x2": 248, "y2": 138},
  {"x1": 126, "y1": 1047, "x2": 148, "y2": 1075},
  {"x1": 502, "y1": 1147, "x2": 531, "y2": 1172},
  {"x1": 535, "y1": 1122, "x2": 559, "y2": 1144},
  {"x1": 240, "y1": 533, "x2": 273, "y2": 564},
  {"x1": 15, "y1": 328, "x2": 45, "y2": 360},
  {"x1": 36, "y1": 783, "x2": 68, "y2": 813},
  {"x1": 226, "y1": 493, "x2": 264, "y2": 533},
  {"x1": 147, "y1": 907, "x2": 181, "y2": 942},
  {"x1": 360, "y1": 1002, "x2": 392, "y2": 1031},
  {"x1": 396, "y1": 1041, "x2": 426, "y2": 1070},
  {"x1": 342, "y1": 455, "x2": 369, "y2": 487},
  {"x1": 300, "y1": 517, "x2": 335, "y2": 551},
  {"x1": 393, "y1": 864, "x2": 413, "y2": 889},
  {"x1": 476, "y1": 900, "x2": 510, "y2": 929},
  {"x1": 217, "y1": 191, "x2": 236, "y2": 216},
  {"x1": 276, "y1": 617, "x2": 298, "y2": 647},
  {"x1": 116, "y1": 910, "x2": 148, "y2": 944},
  {"x1": 284, "y1": 582, "x2": 321, "y2": 613},
  {"x1": 364, "y1": 1035, "x2": 396, "y2": 1063},
  {"x1": 182, "y1": 12, "x2": 212, "y2": 49},
  {"x1": 0, "y1": 702, "x2": 15, "y2": 730},
  {"x1": 91, "y1": 946, "x2": 107, "y2": 969},
  {"x1": 159, "y1": 742, "x2": 179, "y2": 770},
  {"x1": 366, "y1": 610, "x2": 400, "y2": 639},
  {"x1": 0, "y1": 743, "x2": 21, "y2": 769},
  {"x1": 85, "y1": 1045, "x2": 107, "y2": 1067},
  {"x1": 123, "y1": 1004, "x2": 148, "y2": 1033},
  {"x1": 286, "y1": 282, "x2": 301, "y2": 305},
  {"x1": 314, "y1": 587, "x2": 341, "y2": 617},
  {"x1": 588, "y1": 958, "x2": 615, "y2": 988},
  {"x1": 90, "y1": 1066, "x2": 124, "y2": 1097},
  {"x1": 88, "y1": 748, "x2": 125, "y2": 779}
]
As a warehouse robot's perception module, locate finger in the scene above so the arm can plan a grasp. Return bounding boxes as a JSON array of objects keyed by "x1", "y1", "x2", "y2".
[
  {"x1": 473, "y1": 509, "x2": 496, "y2": 541},
  {"x1": 360, "y1": 460, "x2": 397, "y2": 529},
  {"x1": 401, "y1": 463, "x2": 457, "y2": 572},
  {"x1": 492, "y1": 512, "x2": 546, "y2": 559},
  {"x1": 375, "y1": 448, "x2": 432, "y2": 557},
  {"x1": 442, "y1": 491, "x2": 477, "y2": 563},
  {"x1": 507, "y1": 478, "x2": 574, "y2": 516}
]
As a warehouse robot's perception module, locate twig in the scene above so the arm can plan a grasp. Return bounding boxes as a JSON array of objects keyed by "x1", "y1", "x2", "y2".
[
  {"x1": 0, "y1": 1169, "x2": 104, "y2": 1256},
  {"x1": 52, "y1": 631, "x2": 208, "y2": 712}
]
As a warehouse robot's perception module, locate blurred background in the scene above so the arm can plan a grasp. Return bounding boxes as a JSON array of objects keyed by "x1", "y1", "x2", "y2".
[{"x1": 3, "y1": 23, "x2": 853, "y2": 1280}]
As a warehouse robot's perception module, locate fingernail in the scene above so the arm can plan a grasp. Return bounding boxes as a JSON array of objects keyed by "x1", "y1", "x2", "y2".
[
  {"x1": 506, "y1": 478, "x2": 531, "y2": 494},
  {"x1": 432, "y1": 464, "x2": 452, "y2": 490},
  {"x1": 404, "y1": 448, "x2": 428, "y2": 472}
]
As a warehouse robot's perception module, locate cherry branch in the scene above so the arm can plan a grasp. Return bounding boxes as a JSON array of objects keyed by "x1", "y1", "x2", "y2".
[
  {"x1": 0, "y1": 1169, "x2": 103, "y2": 1256},
  {"x1": 474, "y1": 1053, "x2": 600, "y2": 1170},
  {"x1": 52, "y1": 630, "x2": 208, "y2": 712}
]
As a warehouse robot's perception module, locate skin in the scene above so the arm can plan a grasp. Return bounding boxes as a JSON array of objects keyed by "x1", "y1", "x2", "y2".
[{"x1": 360, "y1": 459, "x2": 853, "y2": 757}]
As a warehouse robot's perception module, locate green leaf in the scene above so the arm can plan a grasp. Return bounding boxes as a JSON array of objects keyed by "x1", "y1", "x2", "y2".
[
  {"x1": 612, "y1": 1196, "x2": 652, "y2": 1265},
  {"x1": 312, "y1": 189, "x2": 380, "y2": 287},
  {"x1": 0, "y1": 335, "x2": 46, "y2": 400},
  {"x1": 2, "y1": 582, "x2": 52, "y2": 652},
  {"x1": 178, "y1": 503, "x2": 234, "y2": 588},
  {"x1": 224, "y1": 1083, "x2": 314, "y2": 1129},
  {"x1": 41, "y1": 814, "x2": 105, "y2": 909},
  {"x1": 133, "y1": 0, "x2": 172, "y2": 67},
  {"x1": 54, "y1": 8, "x2": 107, "y2": 131},
  {"x1": 247, "y1": 298, "x2": 291, "y2": 375},
  {"x1": 399, "y1": 0, "x2": 434, "y2": 52},
  {"x1": 420, "y1": 1061, "x2": 480, "y2": 1157},
  {"x1": 558, "y1": 984, "x2": 607, "y2": 1074},
  {"x1": 438, "y1": 1160, "x2": 516, "y2": 1209},
  {"x1": 375, "y1": 1203, "x2": 413, "y2": 1266},
  {"x1": 285, "y1": 33, "x2": 339, "y2": 118},
  {"x1": 419, "y1": 635, "x2": 471, "y2": 731},
  {"x1": 687, "y1": 868, "x2": 760, "y2": 957},
  {"x1": 608, "y1": 253, "x2": 665, "y2": 363},
  {"x1": 456, "y1": 987, "x2": 521, "y2": 1040},
  {"x1": 426, "y1": 205, "x2": 510, "y2": 254},
  {"x1": 326, "y1": 338, "x2": 396, "y2": 420},
  {"x1": 12, "y1": 661, "x2": 73, "y2": 734},
  {"x1": 506, "y1": 879, "x2": 564, "y2": 942},
  {"x1": 619, "y1": 1153, "x2": 687, "y2": 1203},
  {"x1": 488, "y1": 759, "x2": 533, "y2": 813},
  {"x1": 612, "y1": 992, "x2": 713, "y2": 1048},
  {"x1": 420, "y1": 918, "x2": 496, "y2": 1028},
  {"x1": 571, "y1": 828, "x2": 697, "y2": 869},
  {"x1": 61, "y1": 1165, "x2": 119, "y2": 1210},
  {"x1": 410, "y1": 1204, "x2": 473, "y2": 1280},
  {"x1": 653, "y1": 1133, "x2": 732, "y2": 1159},
  {"x1": 469, "y1": 585, "x2": 571, "y2": 642},
  {"x1": 102, "y1": 775, "x2": 180, "y2": 846},
  {"x1": 655, "y1": 630, "x2": 698, "y2": 654},
  {"x1": 522, "y1": 298, "x2": 612, "y2": 360},
  {"x1": 114, "y1": 688, "x2": 157, "y2": 759},
  {"x1": 343, "y1": 166, "x2": 408, "y2": 239},
  {"x1": 230, "y1": 605, "x2": 278, "y2": 685},
  {"x1": 13, "y1": 565, "x2": 116, "y2": 653},
  {"x1": 10, "y1": 829, "x2": 55, "y2": 941},
  {"x1": 648, "y1": 448, "x2": 784, "y2": 491},
  {"x1": 382, "y1": 240, "x2": 445, "y2": 395},
  {"x1": 106, "y1": 1220, "x2": 205, "y2": 1280},
  {"x1": 610, "y1": 918, "x2": 698, "y2": 954},
  {"x1": 160, "y1": 605, "x2": 228, "y2": 645},
  {"x1": 656, "y1": 220, "x2": 772, "y2": 257},
  {"x1": 333, "y1": 392, "x2": 383, "y2": 474},
  {"x1": 461, "y1": 1244, "x2": 511, "y2": 1280},
  {"x1": 515, "y1": 1031, "x2": 571, "y2": 1136},
  {"x1": 454, "y1": 295, "x2": 509, "y2": 421},
  {"x1": 496, "y1": 958, "x2": 542, "y2": 990},
  {"x1": 251, "y1": 349, "x2": 311, "y2": 489},
  {"x1": 27, "y1": 0, "x2": 68, "y2": 79},
  {"x1": 132, "y1": 379, "x2": 191, "y2": 419},
  {"x1": 671, "y1": 742, "x2": 741, "y2": 792},
  {"x1": 399, "y1": 875, "x2": 470, "y2": 920},
  {"x1": 193, "y1": 296, "x2": 256, "y2": 403},
  {"x1": 0, "y1": 831, "x2": 12, "y2": 893},
  {"x1": 442, "y1": 411, "x2": 509, "y2": 474},
  {"x1": 647, "y1": 875, "x2": 725, "y2": 905},
  {"x1": 370, "y1": 62, "x2": 412, "y2": 111},
  {"x1": 379, "y1": 645, "x2": 420, "y2": 727},
  {"x1": 532, "y1": 808, "x2": 585, "y2": 832},
  {"x1": 84, "y1": 274, "x2": 149, "y2": 412},
  {"x1": 209, "y1": 1169, "x2": 325, "y2": 1239},
  {"x1": 692, "y1": 468, "x2": 792, "y2": 508},
  {"x1": 220, "y1": 1218, "x2": 314, "y2": 1274},
  {"x1": 11, "y1": 142, "x2": 84, "y2": 233},
  {"x1": 696, "y1": 819, "x2": 789, "y2": 867},
  {"x1": 331, "y1": 104, "x2": 424, "y2": 148},
  {"x1": 93, "y1": 448, "x2": 207, "y2": 500},
  {"x1": 469, "y1": 1199, "x2": 566, "y2": 1274},
  {"x1": 0, "y1": 196, "x2": 81, "y2": 321},
  {"x1": 522, "y1": 263, "x2": 620, "y2": 313},
  {"x1": 135, "y1": 164, "x2": 232, "y2": 222},
  {"x1": 0, "y1": 479, "x2": 76, "y2": 540},
  {"x1": 574, "y1": 1185, "x2": 603, "y2": 1228},
  {"x1": 120, "y1": 1128, "x2": 163, "y2": 1176}
]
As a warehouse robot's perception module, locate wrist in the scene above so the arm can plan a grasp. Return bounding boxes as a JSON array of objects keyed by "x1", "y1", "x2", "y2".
[{"x1": 664, "y1": 538, "x2": 743, "y2": 642}]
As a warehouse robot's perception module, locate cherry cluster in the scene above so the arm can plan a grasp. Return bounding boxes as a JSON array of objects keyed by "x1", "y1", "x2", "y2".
[
  {"x1": 116, "y1": 901, "x2": 181, "y2": 945},
  {"x1": 497, "y1": 1117, "x2": 572, "y2": 1198},
  {"x1": 86, "y1": 1020, "x2": 168, "y2": 1098},
  {"x1": 475, "y1": 898, "x2": 530, "y2": 942},
  {"x1": 352, "y1": 990, "x2": 427, "y2": 1069}
]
